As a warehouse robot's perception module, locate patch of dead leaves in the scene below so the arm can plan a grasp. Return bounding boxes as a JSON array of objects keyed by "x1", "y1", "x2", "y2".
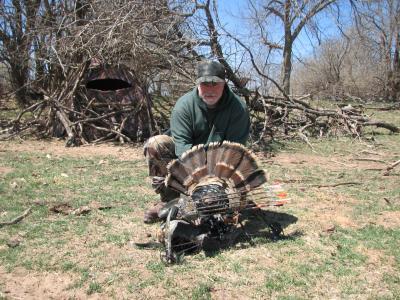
[{"x1": 49, "y1": 201, "x2": 112, "y2": 216}]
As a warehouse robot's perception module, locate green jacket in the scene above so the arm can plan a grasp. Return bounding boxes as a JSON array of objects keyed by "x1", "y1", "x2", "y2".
[{"x1": 170, "y1": 85, "x2": 250, "y2": 157}]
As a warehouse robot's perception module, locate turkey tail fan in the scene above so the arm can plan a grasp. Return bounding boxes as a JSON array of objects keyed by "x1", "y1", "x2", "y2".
[
  {"x1": 180, "y1": 144, "x2": 207, "y2": 182},
  {"x1": 166, "y1": 175, "x2": 190, "y2": 195},
  {"x1": 206, "y1": 142, "x2": 224, "y2": 175},
  {"x1": 165, "y1": 144, "x2": 207, "y2": 195},
  {"x1": 213, "y1": 142, "x2": 247, "y2": 179},
  {"x1": 165, "y1": 159, "x2": 193, "y2": 195},
  {"x1": 166, "y1": 141, "x2": 267, "y2": 195},
  {"x1": 167, "y1": 159, "x2": 192, "y2": 184},
  {"x1": 235, "y1": 147, "x2": 259, "y2": 178},
  {"x1": 228, "y1": 147, "x2": 260, "y2": 187},
  {"x1": 234, "y1": 169, "x2": 267, "y2": 191}
]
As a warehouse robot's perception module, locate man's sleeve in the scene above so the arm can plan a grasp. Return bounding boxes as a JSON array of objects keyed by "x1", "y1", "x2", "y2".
[
  {"x1": 170, "y1": 104, "x2": 193, "y2": 157},
  {"x1": 225, "y1": 101, "x2": 250, "y2": 145}
]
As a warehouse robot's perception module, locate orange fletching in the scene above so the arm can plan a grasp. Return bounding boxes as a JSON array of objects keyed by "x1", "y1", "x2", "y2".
[{"x1": 276, "y1": 192, "x2": 287, "y2": 198}]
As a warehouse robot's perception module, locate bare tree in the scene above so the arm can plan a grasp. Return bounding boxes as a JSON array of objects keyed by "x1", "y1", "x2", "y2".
[
  {"x1": 292, "y1": 27, "x2": 390, "y2": 101},
  {"x1": 245, "y1": 0, "x2": 337, "y2": 95},
  {"x1": 292, "y1": 35, "x2": 350, "y2": 98},
  {"x1": 354, "y1": 0, "x2": 400, "y2": 101},
  {"x1": 191, "y1": 1, "x2": 399, "y2": 142},
  {"x1": 295, "y1": 0, "x2": 400, "y2": 102},
  {"x1": 0, "y1": 0, "x2": 209, "y2": 144},
  {"x1": 0, "y1": 0, "x2": 42, "y2": 107}
]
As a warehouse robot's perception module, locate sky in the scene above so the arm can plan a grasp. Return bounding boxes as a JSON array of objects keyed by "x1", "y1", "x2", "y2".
[{"x1": 214, "y1": 0, "x2": 353, "y2": 60}]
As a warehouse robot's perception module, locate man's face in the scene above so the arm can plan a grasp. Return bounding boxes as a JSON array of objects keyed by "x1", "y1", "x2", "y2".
[{"x1": 198, "y1": 82, "x2": 225, "y2": 107}]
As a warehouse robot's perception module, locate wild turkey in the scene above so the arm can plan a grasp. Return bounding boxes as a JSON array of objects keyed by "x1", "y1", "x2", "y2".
[
  {"x1": 159, "y1": 141, "x2": 285, "y2": 263},
  {"x1": 165, "y1": 141, "x2": 267, "y2": 215}
]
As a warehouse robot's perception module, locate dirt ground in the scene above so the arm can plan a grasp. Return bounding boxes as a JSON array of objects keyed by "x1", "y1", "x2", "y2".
[
  {"x1": 1, "y1": 139, "x2": 399, "y2": 299},
  {"x1": 0, "y1": 267, "x2": 91, "y2": 300},
  {"x1": 0, "y1": 139, "x2": 144, "y2": 160},
  {"x1": 0, "y1": 138, "x2": 392, "y2": 167}
]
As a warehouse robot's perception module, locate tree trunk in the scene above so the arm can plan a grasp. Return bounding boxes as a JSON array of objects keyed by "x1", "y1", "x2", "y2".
[
  {"x1": 282, "y1": 40, "x2": 293, "y2": 95},
  {"x1": 281, "y1": 0, "x2": 292, "y2": 95},
  {"x1": 390, "y1": 32, "x2": 400, "y2": 102},
  {"x1": 10, "y1": 61, "x2": 29, "y2": 108}
]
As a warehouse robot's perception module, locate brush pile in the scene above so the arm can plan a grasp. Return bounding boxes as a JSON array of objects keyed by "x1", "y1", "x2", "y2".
[
  {"x1": 248, "y1": 92, "x2": 399, "y2": 144},
  {"x1": 1, "y1": 63, "x2": 155, "y2": 146}
]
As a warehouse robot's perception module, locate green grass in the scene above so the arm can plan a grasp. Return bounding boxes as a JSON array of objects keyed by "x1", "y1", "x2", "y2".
[
  {"x1": 146, "y1": 261, "x2": 166, "y2": 276},
  {"x1": 191, "y1": 282, "x2": 212, "y2": 300},
  {"x1": 105, "y1": 231, "x2": 131, "y2": 247},
  {"x1": 66, "y1": 267, "x2": 91, "y2": 290},
  {"x1": 264, "y1": 272, "x2": 307, "y2": 292},
  {"x1": 0, "y1": 152, "x2": 150, "y2": 283},
  {"x1": 87, "y1": 281, "x2": 103, "y2": 295},
  {"x1": 0, "y1": 106, "x2": 399, "y2": 298}
]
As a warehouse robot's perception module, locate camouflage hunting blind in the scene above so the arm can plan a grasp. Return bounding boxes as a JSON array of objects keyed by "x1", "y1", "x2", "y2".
[{"x1": 85, "y1": 64, "x2": 152, "y2": 141}]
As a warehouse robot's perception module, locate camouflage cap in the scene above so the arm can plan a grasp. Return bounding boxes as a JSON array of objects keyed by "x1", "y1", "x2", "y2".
[{"x1": 196, "y1": 61, "x2": 226, "y2": 84}]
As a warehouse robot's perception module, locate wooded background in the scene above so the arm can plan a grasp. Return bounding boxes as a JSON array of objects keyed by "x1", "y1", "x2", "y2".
[{"x1": 0, "y1": 0, "x2": 399, "y2": 145}]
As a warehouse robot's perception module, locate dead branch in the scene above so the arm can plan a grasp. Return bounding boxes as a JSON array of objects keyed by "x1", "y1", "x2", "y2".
[
  {"x1": 329, "y1": 159, "x2": 353, "y2": 167},
  {"x1": 252, "y1": 97, "x2": 269, "y2": 145},
  {"x1": 297, "y1": 128, "x2": 316, "y2": 152},
  {"x1": 365, "y1": 104, "x2": 400, "y2": 111},
  {"x1": 56, "y1": 109, "x2": 76, "y2": 145},
  {"x1": 86, "y1": 123, "x2": 132, "y2": 142},
  {"x1": 359, "y1": 150, "x2": 383, "y2": 156},
  {"x1": 362, "y1": 121, "x2": 400, "y2": 133},
  {"x1": 0, "y1": 207, "x2": 32, "y2": 228},
  {"x1": 312, "y1": 182, "x2": 362, "y2": 188},
  {"x1": 352, "y1": 158, "x2": 387, "y2": 163},
  {"x1": 383, "y1": 159, "x2": 400, "y2": 176}
]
